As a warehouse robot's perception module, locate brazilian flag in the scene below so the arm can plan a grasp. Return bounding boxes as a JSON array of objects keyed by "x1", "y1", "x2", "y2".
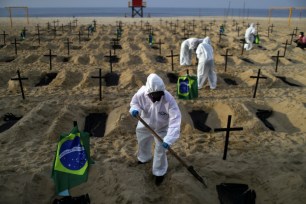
[
  {"x1": 177, "y1": 75, "x2": 198, "y2": 100},
  {"x1": 51, "y1": 126, "x2": 91, "y2": 194}
]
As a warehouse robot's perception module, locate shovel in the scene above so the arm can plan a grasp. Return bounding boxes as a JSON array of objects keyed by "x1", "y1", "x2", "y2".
[{"x1": 136, "y1": 115, "x2": 207, "y2": 188}]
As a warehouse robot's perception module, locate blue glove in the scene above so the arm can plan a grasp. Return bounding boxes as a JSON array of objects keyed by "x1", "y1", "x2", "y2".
[
  {"x1": 162, "y1": 142, "x2": 170, "y2": 149},
  {"x1": 131, "y1": 110, "x2": 139, "y2": 117}
]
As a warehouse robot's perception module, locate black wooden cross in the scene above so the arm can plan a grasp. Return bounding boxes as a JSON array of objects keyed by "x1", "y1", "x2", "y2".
[
  {"x1": 35, "y1": 25, "x2": 41, "y2": 45},
  {"x1": 111, "y1": 38, "x2": 121, "y2": 54},
  {"x1": 64, "y1": 38, "x2": 73, "y2": 56},
  {"x1": 52, "y1": 26, "x2": 57, "y2": 39},
  {"x1": 91, "y1": 68, "x2": 105, "y2": 101},
  {"x1": 0, "y1": 31, "x2": 8, "y2": 45},
  {"x1": 68, "y1": 22, "x2": 72, "y2": 32},
  {"x1": 104, "y1": 50, "x2": 116, "y2": 72},
  {"x1": 288, "y1": 31, "x2": 295, "y2": 45},
  {"x1": 237, "y1": 27, "x2": 241, "y2": 37},
  {"x1": 191, "y1": 19, "x2": 196, "y2": 32},
  {"x1": 270, "y1": 24, "x2": 274, "y2": 33},
  {"x1": 241, "y1": 39, "x2": 245, "y2": 55},
  {"x1": 250, "y1": 69, "x2": 267, "y2": 98},
  {"x1": 166, "y1": 50, "x2": 179, "y2": 71},
  {"x1": 11, "y1": 70, "x2": 28, "y2": 100},
  {"x1": 73, "y1": 18, "x2": 78, "y2": 27},
  {"x1": 202, "y1": 26, "x2": 209, "y2": 36},
  {"x1": 93, "y1": 19, "x2": 97, "y2": 31},
  {"x1": 214, "y1": 115, "x2": 243, "y2": 160},
  {"x1": 155, "y1": 39, "x2": 165, "y2": 56},
  {"x1": 44, "y1": 49, "x2": 57, "y2": 70},
  {"x1": 281, "y1": 40, "x2": 288, "y2": 57},
  {"x1": 61, "y1": 24, "x2": 65, "y2": 33},
  {"x1": 76, "y1": 31, "x2": 84, "y2": 44},
  {"x1": 11, "y1": 38, "x2": 20, "y2": 55},
  {"x1": 46, "y1": 22, "x2": 51, "y2": 31},
  {"x1": 293, "y1": 27, "x2": 299, "y2": 35},
  {"x1": 272, "y1": 50, "x2": 284, "y2": 72},
  {"x1": 221, "y1": 49, "x2": 233, "y2": 72},
  {"x1": 52, "y1": 20, "x2": 57, "y2": 29},
  {"x1": 267, "y1": 26, "x2": 271, "y2": 38}
]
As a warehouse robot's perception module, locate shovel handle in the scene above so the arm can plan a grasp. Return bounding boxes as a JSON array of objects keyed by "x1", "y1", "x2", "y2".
[{"x1": 136, "y1": 115, "x2": 189, "y2": 169}]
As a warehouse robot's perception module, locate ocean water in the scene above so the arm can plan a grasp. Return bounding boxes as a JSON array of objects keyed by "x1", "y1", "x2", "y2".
[{"x1": 0, "y1": 7, "x2": 305, "y2": 18}]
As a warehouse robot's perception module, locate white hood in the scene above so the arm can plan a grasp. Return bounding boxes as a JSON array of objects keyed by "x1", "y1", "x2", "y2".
[{"x1": 145, "y1": 73, "x2": 165, "y2": 94}]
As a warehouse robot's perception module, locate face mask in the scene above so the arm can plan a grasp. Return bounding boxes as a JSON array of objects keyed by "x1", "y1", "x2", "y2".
[{"x1": 148, "y1": 91, "x2": 164, "y2": 103}]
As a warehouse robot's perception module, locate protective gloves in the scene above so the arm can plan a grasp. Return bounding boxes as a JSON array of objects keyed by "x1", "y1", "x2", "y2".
[
  {"x1": 130, "y1": 109, "x2": 139, "y2": 117},
  {"x1": 162, "y1": 142, "x2": 170, "y2": 149}
]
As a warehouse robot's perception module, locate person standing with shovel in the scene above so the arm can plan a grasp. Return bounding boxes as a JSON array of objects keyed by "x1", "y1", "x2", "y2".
[{"x1": 129, "y1": 73, "x2": 182, "y2": 186}]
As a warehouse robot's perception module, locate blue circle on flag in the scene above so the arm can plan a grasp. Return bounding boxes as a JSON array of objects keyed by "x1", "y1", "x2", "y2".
[{"x1": 59, "y1": 137, "x2": 87, "y2": 170}]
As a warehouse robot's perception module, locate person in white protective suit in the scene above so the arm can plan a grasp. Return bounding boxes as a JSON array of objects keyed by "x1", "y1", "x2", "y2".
[
  {"x1": 196, "y1": 37, "x2": 217, "y2": 90},
  {"x1": 180, "y1": 38, "x2": 204, "y2": 66},
  {"x1": 129, "y1": 73, "x2": 181, "y2": 186},
  {"x1": 244, "y1": 23, "x2": 257, "y2": 50}
]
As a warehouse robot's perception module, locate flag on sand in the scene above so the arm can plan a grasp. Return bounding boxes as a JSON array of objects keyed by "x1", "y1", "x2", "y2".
[{"x1": 51, "y1": 125, "x2": 91, "y2": 194}]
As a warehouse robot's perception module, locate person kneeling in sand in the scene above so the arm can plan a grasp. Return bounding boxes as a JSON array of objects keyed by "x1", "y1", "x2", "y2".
[
  {"x1": 294, "y1": 32, "x2": 306, "y2": 49},
  {"x1": 244, "y1": 23, "x2": 256, "y2": 50},
  {"x1": 129, "y1": 73, "x2": 181, "y2": 186},
  {"x1": 196, "y1": 37, "x2": 217, "y2": 90},
  {"x1": 180, "y1": 38, "x2": 204, "y2": 66}
]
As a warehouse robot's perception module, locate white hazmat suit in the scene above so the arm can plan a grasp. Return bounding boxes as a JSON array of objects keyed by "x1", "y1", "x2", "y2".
[
  {"x1": 244, "y1": 23, "x2": 256, "y2": 50},
  {"x1": 180, "y1": 38, "x2": 203, "y2": 66},
  {"x1": 130, "y1": 74, "x2": 181, "y2": 176},
  {"x1": 196, "y1": 37, "x2": 217, "y2": 89}
]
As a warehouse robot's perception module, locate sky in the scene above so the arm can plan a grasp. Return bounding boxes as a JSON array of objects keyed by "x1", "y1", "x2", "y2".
[{"x1": 1, "y1": 0, "x2": 305, "y2": 9}]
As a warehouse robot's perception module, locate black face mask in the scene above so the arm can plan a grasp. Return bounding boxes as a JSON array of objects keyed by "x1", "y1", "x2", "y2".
[{"x1": 148, "y1": 91, "x2": 164, "y2": 103}]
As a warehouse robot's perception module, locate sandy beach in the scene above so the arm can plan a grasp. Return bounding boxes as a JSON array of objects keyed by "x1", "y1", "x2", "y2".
[{"x1": 0, "y1": 15, "x2": 305, "y2": 204}]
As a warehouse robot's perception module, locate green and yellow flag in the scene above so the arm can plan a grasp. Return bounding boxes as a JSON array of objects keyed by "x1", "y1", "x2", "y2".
[
  {"x1": 51, "y1": 126, "x2": 91, "y2": 194},
  {"x1": 177, "y1": 75, "x2": 198, "y2": 100}
]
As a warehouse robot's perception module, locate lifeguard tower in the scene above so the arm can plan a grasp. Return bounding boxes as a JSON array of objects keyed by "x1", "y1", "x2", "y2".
[{"x1": 128, "y1": 0, "x2": 146, "y2": 18}]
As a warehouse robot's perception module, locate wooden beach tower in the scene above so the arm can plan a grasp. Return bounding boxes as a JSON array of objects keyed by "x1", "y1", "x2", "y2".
[{"x1": 128, "y1": 0, "x2": 146, "y2": 17}]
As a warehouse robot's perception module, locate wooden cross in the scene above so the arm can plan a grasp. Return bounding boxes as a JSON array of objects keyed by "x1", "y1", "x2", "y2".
[
  {"x1": 73, "y1": 18, "x2": 78, "y2": 27},
  {"x1": 214, "y1": 115, "x2": 243, "y2": 160},
  {"x1": 166, "y1": 50, "x2": 179, "y2": 71},
  {"x1": 52, "y1": 20, "x2": 57, "y2": 29},
  {"x1": 267, "y1": 26, "x2": 271, "y2": 38},
  {"x1": 68, "y1": 22, "x2": 72, "y2": 32},
  {"x1": 91, "y1": 68, "x2": 105, "y2": 101},
  {"x1": 191, "y1": 19, "x2": 196, "y2": 32},
  {"x1": 270, "y1": 24, "x2": 274, "y2": 33},
  {"x1": 293, "y1": 27, "x2": 299, "y2": 35},
  {"x1": 64, "y1": 38, "x2": 73, "y2": 56},
  {"x1": 250, "y1": 69, "x2": 267, "y2": 98},
  {"x1": 235, "y1": 22, "x2": 238, "y2": 31},
  {"x1": 35, "y1": 25, "x2": 41, "y2": 45},
  {"x1": 76, "y1": 31, "x2": 84, "y2": 44},
  {"x1": 282, "y1": 40, "x2": 288, "y2": 57},
  {"x1": 202, "y1": 26, "x2": 209, "y2": 36},
  {"x1": 11, "y1": 38, "x2": 20, "y2": 55},
  {"x1": 104, "y1": 50, "x2": 116, "y2": 73},
  {"x1": 44, "y1": 49, "x2": 57, "y2": 70},
  {"x1": 240, "y1": 39, "x2": 245, "y2": 55},
  {"x1": 52, "y1": 27, "x2": 57, "y2": 39},
  {"x1": 288, "y1": 31, "x2": 295, "y2": 45},
  {"x1": 0, "y1": 31, "x2": 8, "y2": 45},
  {"x1": 93, "y1": 19, "x2": 97, "y2": 31},
  {"x1": 221, "y1": 49, "x2": 233, "y2": 72},
  {"x1": 155, "y1": 39, "x2": 165, "y2": 56},
  {"x1": 237, "y1": 27, "x2": 241, "y2": 37},
  {"x1": 11, "y1": 70, "x2": 28, "y2": 100},
  {"x1": 111, "y1": 38, "x2": 121, "y2": 54},
  {"x1": 61, "y1": 24, "x2": 65, "y2": 33},
  {"x1": 272, "y1": 50, "x2": 284, "y2": 72},
  {"x1": 46, "y1": 22, "x2": 51, "y2": 31}
]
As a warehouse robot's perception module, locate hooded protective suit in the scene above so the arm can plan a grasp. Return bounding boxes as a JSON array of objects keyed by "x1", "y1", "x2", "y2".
[
  {"x1": 244, "y1": 23, "x2": 256, "y2": 50},
  {"x1": 196, "y1": 37, "x2": 217, "y2": 89},
  {"x1": 129, "y1": 74, "x2": 181, "y2": 176},
  {"x1": 180, "y1": 38, "x2": 203, "y2": 66}
]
